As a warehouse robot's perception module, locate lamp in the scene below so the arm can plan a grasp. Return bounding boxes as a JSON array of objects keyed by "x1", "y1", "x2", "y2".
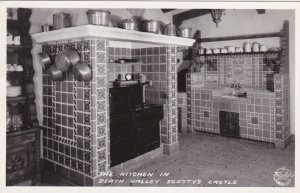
[{"x1": 210, "y1": 9, "x2": 225, "y2": 28}]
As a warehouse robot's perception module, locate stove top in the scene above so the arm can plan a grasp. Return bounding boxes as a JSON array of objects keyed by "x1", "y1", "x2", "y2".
[{"x1": 133, "y1": 103, "x2": 162, "y2": 112}]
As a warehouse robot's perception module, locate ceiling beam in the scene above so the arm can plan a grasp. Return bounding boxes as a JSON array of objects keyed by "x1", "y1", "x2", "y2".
[
  {"x1": 173, "y1": 9, "x2": 210, "y2": 26},
  {"x1": 161, "y1": 9, "x2": 176, "y2": 13},
  {"x1": 256, "y1": 9, "x2": 266, "y2": 14}
]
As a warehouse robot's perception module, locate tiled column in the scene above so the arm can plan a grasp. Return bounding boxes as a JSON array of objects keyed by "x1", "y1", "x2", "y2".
[
  {"x1": 186, "y1": 73, "x2": 192, "y2": 132},
  {"x1": 273, "y1": 73, "x2": 291, "y2": 148},
  {"x1": 89, "y1": 39, "x2": 110, "y2": 184},
  {"x1": 162, "y1": 46, "x2": 179, "y2": 154},
  {"x1": 41, "y1": 39, "x2": 110, "y2": 186}
]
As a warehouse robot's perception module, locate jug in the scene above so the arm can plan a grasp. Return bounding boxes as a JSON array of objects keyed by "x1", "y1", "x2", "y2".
[
  {"x1": 243, "y1": 42, "x2": 252, "y2": 53},
  {"x1": 252, "y1": 42, "x2": 260, "y2": 52}
]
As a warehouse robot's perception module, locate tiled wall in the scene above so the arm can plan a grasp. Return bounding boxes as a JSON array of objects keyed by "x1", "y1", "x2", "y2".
[
  {"x1": 132, "y1": 47, "x2": 168, "y2": 105},
  {"x1": 42, "y1": 39, "x2": 110, "y2": 185},
  {"x1": 197, "y1": 53, "x2": 279, "y2": 90},
  {"x1": 186, "y1": 72, "x2": 290, "y2": 147},
  {"x1": 107, "y1": 47, "x2": 142, "y2": 82},
  {"x1": 42, "y1": 42, "x2": 179, "y2": 185}
]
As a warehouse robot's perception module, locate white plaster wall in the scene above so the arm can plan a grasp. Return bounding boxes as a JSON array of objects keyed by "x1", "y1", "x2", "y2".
[{"x1": 29, "y1": 8, "x2": 170, "y2": 126}]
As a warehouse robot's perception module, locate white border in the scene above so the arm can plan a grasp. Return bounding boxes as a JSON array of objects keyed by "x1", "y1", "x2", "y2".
[{"x1": 0, "y1": 1, "x2": 299, "y2": 193}]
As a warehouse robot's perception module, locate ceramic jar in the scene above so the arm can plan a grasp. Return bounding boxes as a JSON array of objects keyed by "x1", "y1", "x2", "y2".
[
  {"x1": 243, "y1": 42, "x2": 252, "y2": 52},
  {"x1": 252, "y1": 42, "x2": 260, "y2": 52}
]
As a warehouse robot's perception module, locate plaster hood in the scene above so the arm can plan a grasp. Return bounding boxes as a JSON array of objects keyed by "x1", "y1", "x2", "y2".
[{"x1": 31, "y1": 25, "x2": 195, "y2": 47}]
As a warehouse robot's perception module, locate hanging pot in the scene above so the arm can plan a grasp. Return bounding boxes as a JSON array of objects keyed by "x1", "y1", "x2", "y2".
[
  {"x1": 38, "y1": 52, "x2": 52, "y2": 70},
  {"x1": 73, "y1": 63, "x2": 92, "y2": 81},
  {"x1": 49, "y1": 65, "x2": 64, "y2": 81},
  {"x1": 55, "y1": 49, "x2": 80, "y2": 72}
]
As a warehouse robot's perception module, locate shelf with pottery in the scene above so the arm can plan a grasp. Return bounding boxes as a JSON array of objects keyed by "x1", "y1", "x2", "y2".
[
  {"x1": 199, "y1": 50, "x2": 281, "y2": 57},
  {"x1": 31, "y1": 25, "x2": 195, "y2": 47},
  {"x1": 6, "y1": 8, "x2": 41, "y2": 186}
]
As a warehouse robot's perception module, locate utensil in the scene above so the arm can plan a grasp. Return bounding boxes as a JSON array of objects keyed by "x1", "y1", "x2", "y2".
[
  {"x1": 179, "y1": 27, "x2": 192, "y2": 38},
  {"x1": 49, "y1": 65, "x2": 64, "y2": 81},
  {"x1": 165, "y1": 23, "x2": 176, "y2": 36},
  {"x1": 55, "y1": 49, "x2": 80, "y2": 72},
  {"x1": 38, "y1": 52, "x2": 52, "y2": 69},
  {"x1": 73, "y1": 63, "x2": 92, "y2": 81},
  {"x1": 86, "y1": 9, "x2": 111, "y2": 26},
  {"x1": 53, "y1": 12, "x2": 72, "y2": 30},
  {"x1": 143, "y1": 20, "x2": 160, "y2": 34},
  {"x1": 120, "y1": 18, "x2": 138, "y2": 30}
]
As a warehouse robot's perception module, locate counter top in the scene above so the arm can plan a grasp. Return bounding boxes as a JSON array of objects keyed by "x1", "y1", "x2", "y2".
[{"x1": 192, "y1": 86, "x2": 274, "y2": 99}]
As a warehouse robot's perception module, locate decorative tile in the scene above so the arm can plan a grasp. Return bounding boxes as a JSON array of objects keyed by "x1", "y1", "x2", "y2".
[
  {"x1": 98, "y1": 161, "x2": 106, "y2": 173},
  {"x1": 96, "y1": 40, "x2": 106, "y2": 51},
  {"x1": 97, "y1": 150, "x2": 106, "y2": 162},
  {"x1": 97, "y1": 137, "x2": 106, "y2": 149}
]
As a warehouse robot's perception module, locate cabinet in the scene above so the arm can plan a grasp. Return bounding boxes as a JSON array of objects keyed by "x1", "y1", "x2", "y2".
[
  {"x1": 6, "y1": 128, "x2": 41, "y2": 185},
  {"x1": 6, "y1": 8, "x2": 40, "y2": 185}
]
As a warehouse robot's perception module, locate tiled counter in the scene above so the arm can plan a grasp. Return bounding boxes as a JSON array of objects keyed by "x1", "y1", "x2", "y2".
[
  {"x1": 186, "y1": 73, "x2": 291, "y2": 149},
  {"x1": 189, "y1": 86, "x2": 274, "y2": 142}
]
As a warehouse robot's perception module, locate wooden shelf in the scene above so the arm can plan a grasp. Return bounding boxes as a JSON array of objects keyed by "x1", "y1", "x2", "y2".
[
  {"x1": 7, "y1": 95, "x2": 26, "y2": 104},
  {"x1": 32, "y1": 24, "x2": 195, "y2": 47},
  {"x1": 7, "y1": 44, "x2": 24, "y2": 54},
  {"x1": 7, "y1": 127, "x2": 40, "y2": 137},
  {"x1": 200, "y1": 32, "x2": 283, "y2": 43},
  {"x1": 200, "y1": 51, "x2": 281, "y2": 57}
]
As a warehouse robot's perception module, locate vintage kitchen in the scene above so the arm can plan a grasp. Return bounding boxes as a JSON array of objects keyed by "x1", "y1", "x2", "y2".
[{"x1": 5, "y1": 8, "x2": 295, "y2": 186}]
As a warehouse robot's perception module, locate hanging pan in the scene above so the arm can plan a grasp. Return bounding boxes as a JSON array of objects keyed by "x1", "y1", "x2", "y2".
[
  {"x1": 73, "y1": 63, "x2": 92, "y2": 81},
  {"x1": 55, "y1": 49, "x2": 80, "y2": 72},
  {"x1": 38, "y1": 52, "x2": 52, "y2": 70}
]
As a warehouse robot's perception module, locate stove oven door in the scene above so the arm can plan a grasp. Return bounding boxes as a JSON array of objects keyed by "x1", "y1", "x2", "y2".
[{"x1": 110, "y1": 114, "x2": 137, "y2": 167}]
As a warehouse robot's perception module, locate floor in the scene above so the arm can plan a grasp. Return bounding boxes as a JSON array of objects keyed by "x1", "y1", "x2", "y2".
[{"x1": 40, "y1": 132, "x2": 295, "y2": 187}]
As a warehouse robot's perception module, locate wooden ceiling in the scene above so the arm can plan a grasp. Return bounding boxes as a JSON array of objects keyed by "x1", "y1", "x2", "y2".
[{"x1": 162, "y1": 9, "x2": 266, "y2": 27}]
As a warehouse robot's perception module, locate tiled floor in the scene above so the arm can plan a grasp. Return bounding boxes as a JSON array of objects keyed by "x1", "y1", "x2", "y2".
[{"x1": 40, "y1": 132, "x2": 295, "y2": 187}]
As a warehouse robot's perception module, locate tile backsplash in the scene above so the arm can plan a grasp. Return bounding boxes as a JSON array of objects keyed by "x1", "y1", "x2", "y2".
[{"x1": 196, "y1": 53, "x2": 280, "y2": 90}]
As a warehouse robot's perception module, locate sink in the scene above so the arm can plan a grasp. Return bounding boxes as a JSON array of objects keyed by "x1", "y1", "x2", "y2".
[
  {"x1": 221, "y1": 95, "x2": 237, "y2": 99},
  {"x1": 212, "y1": 89, "x2": 225, "y2": 96}
]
